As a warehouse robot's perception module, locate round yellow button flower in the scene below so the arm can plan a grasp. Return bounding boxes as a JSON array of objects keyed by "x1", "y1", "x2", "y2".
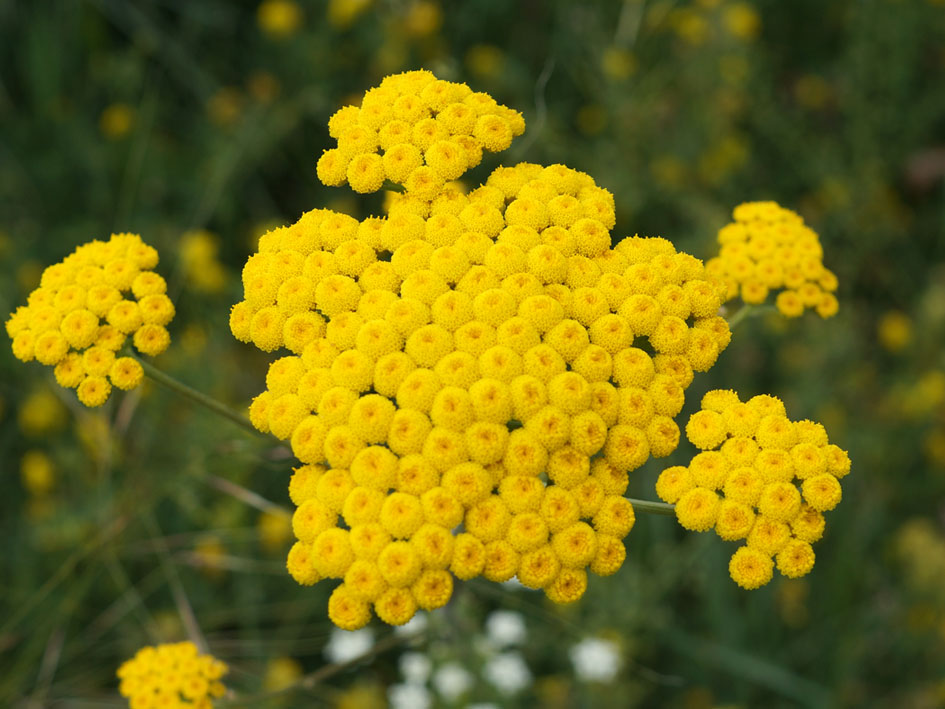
[
  {"x1": 662, "y1": 389, "x2": 849, "y2": 590},
  {"x1": 728, "y1": 546, "x2": 774, "y2": 590},
  {"x1": 117, "y1": 641, "x2": 227, "y2": 709}
]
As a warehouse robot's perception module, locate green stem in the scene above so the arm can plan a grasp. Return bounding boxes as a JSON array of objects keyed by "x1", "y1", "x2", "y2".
[
  {"x1": 132, "y1": 355, "x2": 263, "y2": 437},
  {"x1": 628, "y1": 498, "x2": 675, "y2": 516},
  {"x1": 725, "y1": 303, "x2": 777, "y2": 330},
  {"x1": 725, "y1": 304, "x2": 754, "y2": 329}
]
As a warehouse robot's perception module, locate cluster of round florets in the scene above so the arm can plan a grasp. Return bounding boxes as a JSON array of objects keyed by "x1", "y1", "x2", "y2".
[
  {"x1": 116, "y1": 641, "x2": 228, "y2": 709},
  {"x1": 316, "y1": 69, "x2": 525, "y2": 195},
  {"x1": 5, "y1": 233, "x2": 173, "y2": 407},
  {"x1": 706, "y1": 201, "x2": 839, "y2": 319},
  {"x1": 231, "y1": 150, "x2": 733, "y2": 628},
  {"x1": 656, "y1": 389, "x2": 851, "y2": 590}
]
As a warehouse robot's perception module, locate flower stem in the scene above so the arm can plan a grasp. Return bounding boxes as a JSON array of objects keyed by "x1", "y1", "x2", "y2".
[
  {"x1": 133, "y1": 355, "x2": 263, "y2": 437},
  {"x1": 628, "y1": 498, "x2": 676, "y2": 516},
  {"x1": 725, "y1": 303, "x2": 777, "y2": 330},
  {"x1": 725, "y1": 304, "x2": 754, "y2": 329}
]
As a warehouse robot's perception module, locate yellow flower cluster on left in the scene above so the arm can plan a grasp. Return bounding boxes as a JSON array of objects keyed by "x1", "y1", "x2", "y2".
[
  {"x1": 117, "y1": 641, "x2": 227, "y2": 709},
  {"x1": 656, "y1": 389, "x2": 851, "y2": 590},
  {"x1": 5, "y1": 233, "x2": 173, "y2": 407},
  {"x1": 706, "y1": 201, "x2": 839, "y2": 319}
]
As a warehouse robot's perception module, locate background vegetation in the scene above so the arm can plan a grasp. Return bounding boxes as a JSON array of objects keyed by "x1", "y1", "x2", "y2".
[{"x1": 2, "y1": 0, "x2": 944, "y2": 706}]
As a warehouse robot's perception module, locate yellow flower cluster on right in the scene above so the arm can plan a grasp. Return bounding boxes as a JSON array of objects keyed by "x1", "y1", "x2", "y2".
[
  {"x1": 316, "y1": 69, "x2": 524, "y2": 195},
  {"x1": 656, "y1": 389, "x2": 851, "y2": 589},
  {"x1": 706, "y1": 201, "x2": 839, "y2": 319},
  {"x1": 117, "y1": 641, "x2": 228, "y2": 709},
  {"x1": 5, "y1": 233, "x2": 174, "y2": 407}
]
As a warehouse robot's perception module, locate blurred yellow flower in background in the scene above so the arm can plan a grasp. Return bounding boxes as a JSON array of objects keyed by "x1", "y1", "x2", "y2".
[
  {"x1": 257, "y1": 0, "x2": 303, "y2": 39},
  {"x1": 179, "y1": 324, "x2": 209, "y2": 358},
  {"x1": 258, "y1": 509, "x2": 293, "y2": 552},
  {"x1": 401, "y1": 1, "x2": 443, "y2": 38},
  {"x1": 878, "y1": 310, "x2": 912, "y2": 352},
  {"x1": 181, "y1": 230, "x2": 227, "y2": 294},
  {"x1": 723, "y1": 2, "x2": 761, "y2": 41},
  {"x1": 263, "y1": 656, "x2": 303, "y2": 690},
  {"x1": 336, "y1": 684, "x2": 387, "y2": 709},
  {"x1": 671, "y1": 8, "x2": 710, "y2": 46},
  {"x1": 194, "y1": 535, "x2": 228, "y2": 579},
  {"x1": 902, "y1": 371, "x2": 945, "y2": 417},
  {"x1": 602, "y1": 48, "x2": 637, "y2": 81},
  {"x1": 100, "y1": 103, "x2": 135, "y2": 140},
  {"x1": 466, "y1": 45, "x2": 505, "y2": 78},
  {"x1": 328, "y1": 0, "x2": 372, "y2": 29},
  {"x1": 20, "y1": 450, "x2": 55, "y2": 496},
  {"x1": 207, "y1": 87, "x2": 244, "y2": 127},
  {"x1": 18, "y1": 388, "x2": 67, "y2": 436}
]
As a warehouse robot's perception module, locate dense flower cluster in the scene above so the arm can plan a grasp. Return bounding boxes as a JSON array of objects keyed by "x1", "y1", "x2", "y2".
[
  {"x1": 656, "y1": 389, "x2": 851, "y2": 589},
  {"x1": 231, "y1": 71, "x2": 736, "y2": 629},
  {"x1": 5, "y1": 233, "x2": 173, "y2": 407},
  {"x1": 706, "y1": 201, "x2": 839, "y2": 319},
  {"x1": 316, "y1": 69, "x2": 524, "y2": 194},
  {"x1": 117, "y1": 641, "x2": 227, "y2": 709}
]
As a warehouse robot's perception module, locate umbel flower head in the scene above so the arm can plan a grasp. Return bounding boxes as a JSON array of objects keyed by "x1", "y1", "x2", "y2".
[
  {"x1": 231, "y1": 69, "x2": 735, "y2": 630},
  {"x1": 707, "y1": 201, "x2": 839, "y2": 319},
  {"x1": 316, "y1": 69, "x2": 525, "y2": 195},
  {"x1": 116, "y1": 641, "x2": 227, "y2": 708},
  {"x1": 5, "y1": 233, "x2": 173, "y2": 407},
  {"x1": 657, "y1": 389, "x2": 851, "y2": 589}
]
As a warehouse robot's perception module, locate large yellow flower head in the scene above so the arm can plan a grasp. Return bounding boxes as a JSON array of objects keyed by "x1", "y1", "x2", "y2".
[
  {"x1": 116, "y1": 641, "x2": 228, "y2": 708},
  {"x1": 658, "y1": 389, "x2": 851, "y2": 589},
  {"x1": 232, "y1": 70, "x2": 739, "y2": 629},
  {"x1": 5, "y1": 233, "x2": 172, "y2": 407},
  {"x1": 707, "y1": 201, "x2": 839, "y2": 318}
]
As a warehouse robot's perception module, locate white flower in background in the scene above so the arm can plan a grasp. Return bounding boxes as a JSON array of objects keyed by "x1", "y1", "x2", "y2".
[
  {"x1": 324, "y1": 628, "x2": 374, "y2": 664},
  {"x1": 483, "y1": 651, "x2": 532, "y2": 695},
  {"x1": 569, "y1": 637, "x2": 621, "y2": 683},
  {"x1": 395, "y1": 611, "x2": 429, "y2": 636},
  {"x1": 389, "y1": 683, "x2": 432, "y2": 709},
  {"x1": 432, "y1": 662, "x2": 473, "y2": 701},
  {"x1": 400, "y1": 651, "x2": 433, "y2": 685},
  {"x1": 485, "y1": 610, "x2": 527, "y2": 648}
]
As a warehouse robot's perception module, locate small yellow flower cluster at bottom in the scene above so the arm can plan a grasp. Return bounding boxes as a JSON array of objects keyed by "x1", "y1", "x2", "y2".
[
  {"x1": 116, "y1": 641, "x2": 227, "y2": 709},
  {"x1": 656, "y1": 389, "x2": 851, "y2": 589}
]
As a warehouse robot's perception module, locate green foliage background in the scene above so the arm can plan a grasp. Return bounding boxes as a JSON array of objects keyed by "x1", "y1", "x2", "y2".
[{"x1": 1, "y1": 0, "x2": 944, "y2": 707}]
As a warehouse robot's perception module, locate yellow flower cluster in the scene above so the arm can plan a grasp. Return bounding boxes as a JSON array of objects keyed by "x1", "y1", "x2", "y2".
[
  {"x1": 230, "y1": 72, "x2": 736, "y2": 629},
  {"x1": 5, "y1": 233, "x2": 174, "y2": 407},
  {"x1": 656, "y1": 389, "x2": 851, "y2": 590},
  {"x1": 316, "y1": 69, "x2": 525, "y2": 195},
  {"x1": 117, "y1": 641, "x2": 227, "y2": 709},
  {"x1": 706, "y1": 201, "x2": 839, "y2": 319}
]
